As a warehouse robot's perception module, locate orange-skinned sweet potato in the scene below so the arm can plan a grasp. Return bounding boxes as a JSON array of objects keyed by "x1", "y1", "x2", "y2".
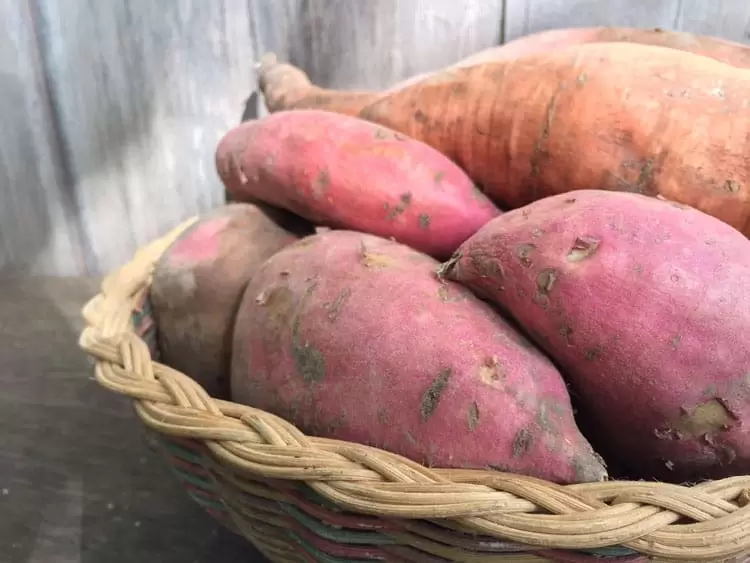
[
  {"x1": 259, "y1": 27, "x2": 750, "y2": 107},
  {"x1": 150, "y1": 203, "x2": 313, "y2": 399},
  {"x1": 231, "y1": 230, "x2": 607, "y2": 484},
  {"x1": 258, "y1": 42, "x2": 750, "y2": 236},
  {"x1": 215, "y1": 110, "x2": 501, "y2": 259},
  {"x1": 440, "y1": 190, "x2": 750, "y2": 483}
]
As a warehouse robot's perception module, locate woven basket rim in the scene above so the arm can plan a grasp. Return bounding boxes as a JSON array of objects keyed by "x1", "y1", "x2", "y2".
[{"x1": 77, "y1": 218, "x2": 750, "y2": 562}]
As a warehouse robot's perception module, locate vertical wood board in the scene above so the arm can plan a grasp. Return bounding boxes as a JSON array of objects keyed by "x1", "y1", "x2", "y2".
[
  {"x1": 0, "y1": 0, "x2": 86, "y2": 276},
  {"x1": 36, "y1": 0, "x2": 256, "y2": 274}
]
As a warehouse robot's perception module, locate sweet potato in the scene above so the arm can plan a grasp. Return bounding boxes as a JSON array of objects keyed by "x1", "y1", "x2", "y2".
[
  {"x1": 258, "y1": 42, "x2": 750, "y2": 236},
  {"x1": 439, "y1": 190, "x2": 750, "y2": 482},
  {"x1": 215, "y1": 110, "x2": 500, "y2": 260},
  {"x1": 150, "y1": 203, "x2": 313, "y2": 399},
  {"x1": 260, "y1": 26, "x2": 750, "y2": 108},
  {"x1": 230, "y1": 230, "x2": 607, "y2": 484},
  {"x1": 393, "y1": 26, "x2": 750, "y2": 90}
]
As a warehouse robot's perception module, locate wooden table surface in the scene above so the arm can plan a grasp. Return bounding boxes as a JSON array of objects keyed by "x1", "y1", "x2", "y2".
[{"x1": 0, "y1": 277, "x2": 267, "y2": 562}]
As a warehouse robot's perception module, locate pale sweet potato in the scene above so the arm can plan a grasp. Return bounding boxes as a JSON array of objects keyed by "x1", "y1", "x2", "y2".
[
  {"x1": 151, "y1": 203, "x2": 313, "y2": 399},
  {"x1": 440, "y1": 190, "x2": 750, "y2": 482},
  {"x1": 230, "y1": 230, "x2": 607, "y2": 484},
  {"x1": 215, "y1": 110, "x2": 501, "y2": 260},
  {"x1": 258, "y1": 43, "x2": 750, "y2": 236}
]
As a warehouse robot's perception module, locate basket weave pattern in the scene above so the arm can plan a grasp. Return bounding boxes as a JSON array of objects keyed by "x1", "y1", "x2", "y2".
[{"x1": 78, "y1": 220, "x2": 750, "y2": 563}]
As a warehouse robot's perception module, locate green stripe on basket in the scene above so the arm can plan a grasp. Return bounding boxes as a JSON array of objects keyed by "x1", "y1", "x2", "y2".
[
  {"x1": 297, "y1": 485, "x2": 348, "y2": 511},
  {"x1": 171, "y1": 467, "x2": 217, "y2": 491},
  {"x1": 131, "y1": 309, "x2": 148, "y2": 324},
  {"x1": 280, "y1": 503, "x2": 395, "y2": 546},
  {"x1": 577, "y1": 546, "x2": 640, "y2": 558},
  {"x1": 162, "y1": 440, "x2": 209, "y2": 465},
  {"x1": 291, "y1": 532, "x2": 377, "y2": 563}
]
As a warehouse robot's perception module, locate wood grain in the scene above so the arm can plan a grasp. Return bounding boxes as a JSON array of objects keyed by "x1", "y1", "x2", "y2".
[
  {"x1": 0, "y1": 0, "x2": 87, "y2": 276},
  {"x1": 35, "y1": 0, "x2": 257, "y2": 274},
  {"x1": 262, "y1": 0, "x2": 504, "y2": 90},
  {"x1": 0, "y1": 277, "x2": 264, "y2": 562}
]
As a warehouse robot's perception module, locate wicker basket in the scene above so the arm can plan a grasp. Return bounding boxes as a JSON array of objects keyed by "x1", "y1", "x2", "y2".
[{"x1": 78, "y1": 219, "x2": 750, "y2": 563}]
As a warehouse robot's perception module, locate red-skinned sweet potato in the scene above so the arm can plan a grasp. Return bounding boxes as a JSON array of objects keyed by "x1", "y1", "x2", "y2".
[
  {"x1": 215, "y1": 110, "x2": 501, "y2": 260},
  {"x1": 230, "y1": 230, "x2": 607, "y2": 484},
  {"x1": 440, "y1": 190, "x2": 750, "y2": 483},
  {"x1": 151, "y1": 202, "x2": 313, "y2": 399}
]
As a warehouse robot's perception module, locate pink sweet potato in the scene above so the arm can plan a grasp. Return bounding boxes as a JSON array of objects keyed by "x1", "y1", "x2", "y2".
[
  {"x1": 440, "y1": 190, "x2": 750, "y2": 483},
  {"x1": 151, "y1": 203, "x2": 313, "y2": 399},
  {"x1": 230, "y1": 230, "x2": 606, "y2": 484},
  {"x1": 215, "y1": 110, "x2": 501, "y2": 260}
]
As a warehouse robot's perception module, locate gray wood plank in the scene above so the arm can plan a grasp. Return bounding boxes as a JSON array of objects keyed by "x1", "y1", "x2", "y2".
[
  {"x1": 0, "y1": 277, "x2": 265, "y2": 562},
  {"x1": 504, "y1": 0, "x2": 683, "y2": 42},
  {"x1": 251, "y1": 0, "x2": 505, "y2": 92},
  {"x1": 0, "y1": 0, "x2": 87, "y2": 276},
  {"x1": 36, "y1": 0, "x2": 257, "y2": 275},
  {"x1": 675, "y1": 1, "x2": 750, "y2": 43},
  {"x1": 248, "y1": 0, "x2": 302, "y2": 63}
]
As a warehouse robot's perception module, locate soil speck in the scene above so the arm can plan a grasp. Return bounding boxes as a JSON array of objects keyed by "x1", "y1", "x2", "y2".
[
  {"x1": 468, "y1": 402, "x2": 480, "y2": 431},
  {"x1": 312, "y1": 169, "x2": 331, "y2": 200},
  {"x1": 326, "y1": 288, "x2": 352, "y2": 322},
  {"x1": 385, "y1": 192, "x2": 413, "y2": 220},
  {"x1": 536, "y1": 269, "x2": 558, "y2": 295},
  {"x1": 420, "y1": 368, "x2": 452, "y2": 420},
  {"x1": 377, "y1": 409, "x2": 389, "y2": 425},
  {"x1": 291, "y1": 283, "x2": 326, "y2": 382},
  {"x1": 516, "y1": 243, "x2": 536, "y2": 267},
  {"x1": 584, "y1": 346, "x2": 603, "y2": 361},
  {"x1": 512, "y1": 428, "x2": 533, "y2": 457}
]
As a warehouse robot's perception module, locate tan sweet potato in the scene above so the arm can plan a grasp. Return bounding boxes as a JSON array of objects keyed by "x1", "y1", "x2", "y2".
[
  {"x1": 230, "y1": 230, "x2": 607, "y2": 484},
  {"x1": 440, "y1": 190, "x2": 750, "y2": 483},
  {"x1": 216, "y1": 110, "x2": 501, "y2": 260},
  {"x1": 151, "y1": 203, "x2": 313, "y2": 399}
]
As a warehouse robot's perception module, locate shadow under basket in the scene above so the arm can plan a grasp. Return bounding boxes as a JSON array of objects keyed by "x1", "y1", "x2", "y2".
[{"x1": 79, "y1": 219, "x2": 750, "y2": 563}]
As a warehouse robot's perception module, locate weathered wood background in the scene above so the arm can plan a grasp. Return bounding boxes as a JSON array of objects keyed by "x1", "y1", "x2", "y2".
[{"x1": 2, "y1": 0, "x2": 748, "y2": 276}]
